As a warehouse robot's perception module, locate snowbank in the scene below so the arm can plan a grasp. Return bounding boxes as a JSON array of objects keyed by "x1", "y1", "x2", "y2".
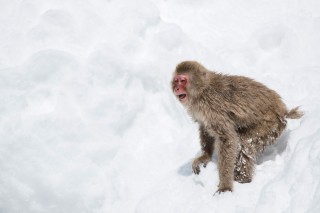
[{"x1": 0, "y1": 0, "x2": 319, "y2": 212}]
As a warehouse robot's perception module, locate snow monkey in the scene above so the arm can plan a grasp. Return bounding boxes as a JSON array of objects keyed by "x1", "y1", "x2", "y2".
[{"x1": 171, "y1": 61, "x2": 303, "y2": 193}]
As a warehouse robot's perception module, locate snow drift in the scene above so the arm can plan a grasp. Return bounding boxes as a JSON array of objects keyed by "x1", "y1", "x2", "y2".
[{"x1": 0, "y1": 0, "x2": 320, "y2": 212}]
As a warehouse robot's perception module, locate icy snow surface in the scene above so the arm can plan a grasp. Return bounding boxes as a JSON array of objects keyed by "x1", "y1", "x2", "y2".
[{"x1": 1, "y1": 0, "x2": 320, "y2": 212}]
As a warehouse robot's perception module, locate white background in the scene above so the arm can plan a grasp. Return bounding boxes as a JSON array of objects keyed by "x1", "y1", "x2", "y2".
[{"x1": 0, "y1": 0, "x2": 319, "y2": 212}]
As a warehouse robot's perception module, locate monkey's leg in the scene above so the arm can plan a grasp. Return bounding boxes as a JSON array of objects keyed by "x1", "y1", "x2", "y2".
[
  {"x1": 216, "y1": 132, "x2": 238, "y2": 193},
  {"x1": 234, "y1": 143, "x2": 255, "y2": 183},
  {"x1": 192, "y1": 125, "x2": 215, "y2": 175},
  {"x1": 234, "y1": 113, "x2": 287, "y2": 183},
  {"x1": 254, "y1": 113, "x2": 287, "y2": 153},
  {"x1": 243, "y1": 112, "x2": 287, "y2": 155}
]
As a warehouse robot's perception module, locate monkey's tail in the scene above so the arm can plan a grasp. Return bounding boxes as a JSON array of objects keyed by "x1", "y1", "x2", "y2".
[{"x1": 286, "y1": 107, "x2": 304, "y2": 119}]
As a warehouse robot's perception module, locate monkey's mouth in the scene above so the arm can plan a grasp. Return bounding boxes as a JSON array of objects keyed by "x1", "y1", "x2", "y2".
[{"x1": 177, "y1": 94, "x2": 187, "y2": 102}]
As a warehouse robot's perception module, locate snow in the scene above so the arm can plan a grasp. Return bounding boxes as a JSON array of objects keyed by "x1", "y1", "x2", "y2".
[{"x1": 0, "y1": 0, "x2": 320, "y2": 212}]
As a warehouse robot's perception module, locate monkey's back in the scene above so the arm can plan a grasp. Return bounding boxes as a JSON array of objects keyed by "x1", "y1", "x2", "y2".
[{"x1": 204, "y1": 73, "x2": 288, "y2": 128}]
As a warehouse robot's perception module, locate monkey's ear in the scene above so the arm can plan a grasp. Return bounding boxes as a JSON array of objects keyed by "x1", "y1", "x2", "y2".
[{"x1": 197, "y1": 65, "x2": 207, "y2": 79}]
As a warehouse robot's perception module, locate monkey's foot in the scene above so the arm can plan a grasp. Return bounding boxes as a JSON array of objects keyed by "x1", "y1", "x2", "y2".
[
  {"x1": 214, "y1": 187, "x2": 232, "y2": 196},
  {"x1": 234, "y1": 173, "x2": 252, "y2": 183},
  {"x1": 192, "y1": 155, "x2": 211, "y2": 175}
]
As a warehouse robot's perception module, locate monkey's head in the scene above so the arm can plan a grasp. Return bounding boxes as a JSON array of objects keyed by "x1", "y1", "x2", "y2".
[{"x1": 171, "y1": 61, "x2": 209, "y2": 104}]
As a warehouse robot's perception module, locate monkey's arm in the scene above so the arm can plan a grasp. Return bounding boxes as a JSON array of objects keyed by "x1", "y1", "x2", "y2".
[
  {"x1": 215, "y1": 127, "x2": 238, "y2": 193},
  {"x1": 192, "y1": 125, "x2": 215, "y2": 175}
]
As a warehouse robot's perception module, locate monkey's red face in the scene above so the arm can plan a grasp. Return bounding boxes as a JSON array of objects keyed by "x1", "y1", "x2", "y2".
[{"x1": 173, "y1": 74, "x2": 189, "y2": 104}]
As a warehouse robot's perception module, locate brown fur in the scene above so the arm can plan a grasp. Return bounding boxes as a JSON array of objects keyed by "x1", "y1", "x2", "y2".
[{"x1": 171, "y1": 61, "x2": 303, "y2": 193}]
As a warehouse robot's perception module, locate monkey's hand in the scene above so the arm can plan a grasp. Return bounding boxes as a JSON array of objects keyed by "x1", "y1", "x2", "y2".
[
  {"x1": 192, "y1": 155, "x2": 211, "y2": 175},
  {"x1": 213, "y1": 187, "x2": 232, "y2": 196}
]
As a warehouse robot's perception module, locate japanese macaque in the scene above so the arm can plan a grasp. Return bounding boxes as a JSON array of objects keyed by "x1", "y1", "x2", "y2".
[{"x1": 171, "y1": 61, "x2": 303, "y2": 193}]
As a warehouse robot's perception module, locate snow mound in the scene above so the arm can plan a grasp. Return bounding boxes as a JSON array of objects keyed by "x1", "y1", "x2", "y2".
[{"x1": 0, "y1": 0, "x2": 320, "y2": 212}]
